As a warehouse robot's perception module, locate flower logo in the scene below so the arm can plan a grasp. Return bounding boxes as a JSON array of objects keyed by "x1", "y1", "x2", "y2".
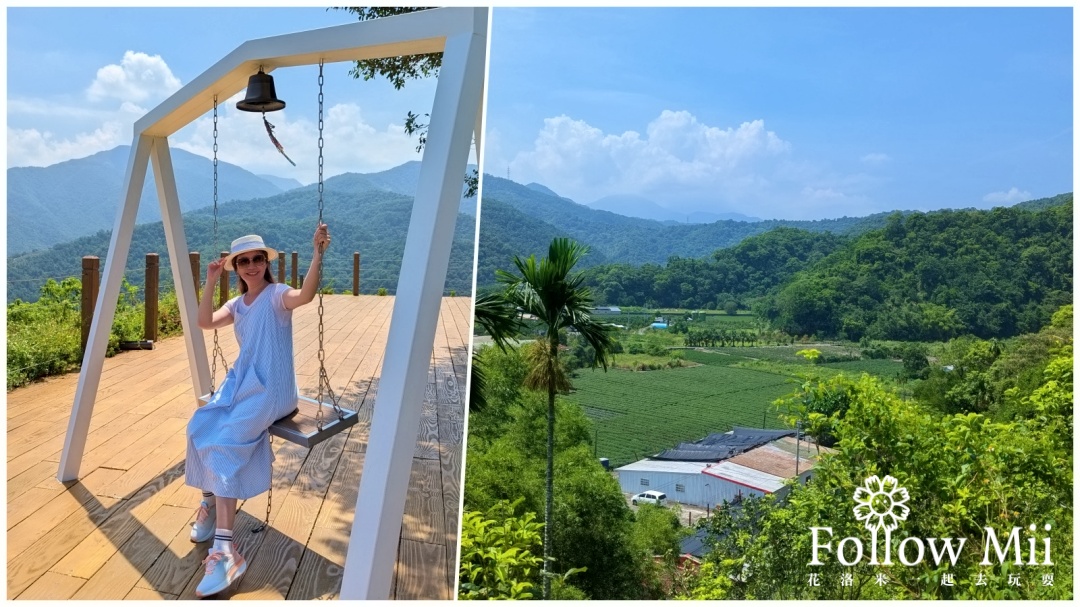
[{"x1": 853, "y1": 475, "x2": 910, "y2": 532}]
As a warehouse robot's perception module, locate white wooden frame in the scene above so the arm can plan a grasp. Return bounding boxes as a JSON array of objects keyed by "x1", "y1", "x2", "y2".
[{"x1": 56, "y1": 7, "x2": 488, "y2": 599}]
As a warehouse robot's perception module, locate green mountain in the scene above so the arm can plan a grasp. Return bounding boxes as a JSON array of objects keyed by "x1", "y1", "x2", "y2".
[
  {"x1": 763, "y1": 197, "x2": 1073, "y2": 340},
  {"x1": 7, "y1": 145, "x2": 287, "y2": 255},
  {"x1": 475, "y1": 174, "x2": 895, "y2": 285},
  {"x1": 7, "y1": 149, "x2": 476, "y2": 257},
  {"x1": 473, "y1": 198, "x2": 602, "y2": 290},
  {"x1": 7, "y1": 184, "x2": 477, "y2": 304}
]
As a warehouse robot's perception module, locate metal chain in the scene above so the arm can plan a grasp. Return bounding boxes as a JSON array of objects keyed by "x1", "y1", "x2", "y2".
[
  {"x1": 209, "y1": 96, "x2": 227, "y2": 394},
  {"x1": 314, "y1": 59, "x2": 342, "y2": 430}
]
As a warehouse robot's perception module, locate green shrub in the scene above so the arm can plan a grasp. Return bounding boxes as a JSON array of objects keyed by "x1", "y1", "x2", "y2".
[
  {"x1": 458, "y1": 499, "x2": 545, "y2": 600},
  {"x1": 7, "y1": 278, "x2": 188, "y2": 390},
  {"x1": 377, "y1": 287, "x2": 389, "y2": 296}
]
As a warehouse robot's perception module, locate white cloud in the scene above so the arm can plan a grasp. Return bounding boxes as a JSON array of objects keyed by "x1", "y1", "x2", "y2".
[
  {"x1": 493, "y1": 110, "x2": 903, "y2": 219},
  {"x1": 8, "y1": 123, "x2": 127, "y2": 168},
  {"x1": 861, "y1": 152, "x2": 890, "y2": 165},
  {"x1": 982, "y1": 187, "x2": 1032, "y2": 205},
  {"x1": 86, "y1": 51, "x2": 182, "y2": 103},
  {"x1": 508, "y1": 111, "x2": 793, "y2": 208},
  {"x1": 9, "y1": 62, "x2": 423, "y2": 180},
  {"x1": 801, "y1": 186, "x2": 847, "y2": 200},
  {"x1": 172, "y1": 98, "x2": 420, "y2": 183}
]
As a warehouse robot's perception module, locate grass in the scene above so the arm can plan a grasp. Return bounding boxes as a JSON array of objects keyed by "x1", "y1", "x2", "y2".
[
  {"x1": 568, "y1": 340, "x2": 905, "y2": 468},
  {"x1": 565, "y1": 364, "x2": 796, "y2": 468}
]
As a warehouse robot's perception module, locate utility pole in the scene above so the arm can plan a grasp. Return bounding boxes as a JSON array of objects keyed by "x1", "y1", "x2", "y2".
[{"x1": 795, "y1": 420, "x2": 802, "y2": 476}]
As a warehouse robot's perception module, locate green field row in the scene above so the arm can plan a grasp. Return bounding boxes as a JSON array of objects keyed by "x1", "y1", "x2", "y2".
[
  {"x1": 681, "y1": 346, "x2": 904, "y2": 378},
  {"x1": 566, "y1": 364, "x2": 796, "y2": 468}
]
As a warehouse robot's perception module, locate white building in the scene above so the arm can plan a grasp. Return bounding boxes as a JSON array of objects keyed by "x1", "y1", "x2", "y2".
[{"x1": 616, "y1": 429, "x2": 829, "y2": 509}]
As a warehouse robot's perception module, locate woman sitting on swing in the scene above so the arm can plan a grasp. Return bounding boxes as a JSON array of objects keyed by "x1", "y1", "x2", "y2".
[{"x1": 186, "y1": 222, "x2": 330, "y2": 597}]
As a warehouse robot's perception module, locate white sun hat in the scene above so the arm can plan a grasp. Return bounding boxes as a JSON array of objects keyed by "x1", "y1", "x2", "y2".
[{"x1": 223, "y1": 234, "x2": 279, "y2": 271}]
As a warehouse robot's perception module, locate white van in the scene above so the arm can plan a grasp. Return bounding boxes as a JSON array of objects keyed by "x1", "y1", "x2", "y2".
[{"x1": 631, "y1": 490, "x2": 667, "y2": 506}]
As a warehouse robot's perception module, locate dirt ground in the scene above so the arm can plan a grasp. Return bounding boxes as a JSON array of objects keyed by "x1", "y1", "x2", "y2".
[{"x1": 623, "y1": 493, "x2": 715, "y2": 528}]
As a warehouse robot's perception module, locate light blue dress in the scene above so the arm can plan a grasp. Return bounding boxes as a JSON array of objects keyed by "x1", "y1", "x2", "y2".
[{"x1": 185, "y1": 282, "x2": 298, "y2": 499}]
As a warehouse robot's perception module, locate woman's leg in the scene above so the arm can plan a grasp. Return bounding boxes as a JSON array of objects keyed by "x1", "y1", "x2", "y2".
[{"x1": 215, "y1": 496, "x2": 237, "y2": 530}]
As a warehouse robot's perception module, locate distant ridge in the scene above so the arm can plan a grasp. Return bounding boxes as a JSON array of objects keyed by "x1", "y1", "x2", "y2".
[{"x1": 588, "y1": 193, "x2": 761, "y2": 223}]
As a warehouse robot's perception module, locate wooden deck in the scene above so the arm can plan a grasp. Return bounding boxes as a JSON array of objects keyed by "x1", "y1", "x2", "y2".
[{"x1": 7, "y1": 295, "x2": 470, "y2": 600}]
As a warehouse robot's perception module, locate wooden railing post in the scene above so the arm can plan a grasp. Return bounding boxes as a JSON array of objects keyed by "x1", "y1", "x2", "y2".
[
  {"x1": 291, "y1": 251, "x2": 298, "y2": 288},
  {"x1": 189, "y1": 251, "x2": 201, "y2": 301},
  {"x1": 278, "y1": 250, "x2": 285, "y2": 284},
  {"x1": 81, "y1": 256, "x2": 100, "y2": 353},
  {"x1": 219, "y1": 251, "x2": 228, "y2": 306},
  {"x1": 353, "y1": 252, "x2": 360, "y2": 296},
  {"x1": 144, "y1": 253, "x2": 159, "y2": 342}
]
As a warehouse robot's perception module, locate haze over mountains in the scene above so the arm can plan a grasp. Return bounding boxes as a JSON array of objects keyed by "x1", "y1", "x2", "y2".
[
  {"x1": 8, "y1": 148, "x2": 1069, "y2": 305},
  {"x1": 6, "y1": 150, "x2": 478, "y2": 303},
  {"x1": 7, "y1": 147, "x2": 477, "y2": 256},
  {"x1": 588, "y1": 193, "x2": 760, "y2": 224}
]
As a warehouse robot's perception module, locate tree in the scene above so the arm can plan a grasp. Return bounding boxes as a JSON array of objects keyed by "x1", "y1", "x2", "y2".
[
  {"x1": 337, "y1": 7, "x2": 480, "y2": 195},
  {"x1": 688, "y1": 359, "x2": 1073, "y2": 599},
  {"x1": 470, "y1": 292, "x2": 524, "y2": 413},
  {"x1": 496, "y1": 237, "x2": 616, "y2": 598}
]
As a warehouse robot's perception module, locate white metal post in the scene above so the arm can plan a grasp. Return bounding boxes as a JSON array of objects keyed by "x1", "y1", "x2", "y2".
[
  {"x1": 58, "y1": 134, "x2": 153, "y2": 482},
  {"x1": 340, "y1": 14, "x2": 488, "y2": 599},
  {"x1": 149, "y1": 137, "x2": 210, "y2": 398}
]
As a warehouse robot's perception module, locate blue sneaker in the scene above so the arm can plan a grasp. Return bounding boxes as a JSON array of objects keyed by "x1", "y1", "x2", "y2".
[
  {"x1": 195, "y1": 549, "x2": 247, "y2": 597},
  {"x1": 189, "y1": 500, "x2": 216, "y2": 543}
]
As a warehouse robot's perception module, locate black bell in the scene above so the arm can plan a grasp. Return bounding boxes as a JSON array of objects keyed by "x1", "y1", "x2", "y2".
[{"x1": 236, "y1": 69, "x2": 285, "y2": 113}]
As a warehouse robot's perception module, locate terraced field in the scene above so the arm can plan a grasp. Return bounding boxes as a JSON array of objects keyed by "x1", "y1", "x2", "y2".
[{"x1": 566, "y1": 364, "x2": 795, "y2": 467}]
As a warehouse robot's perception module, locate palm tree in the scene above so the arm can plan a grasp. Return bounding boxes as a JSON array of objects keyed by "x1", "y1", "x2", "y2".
[
  {"x1": 469, "y1": 291, "x2": 524, "y2": 413},
  {"x1": 496, "y1": 237, "x2": 615, "y2": 599}
]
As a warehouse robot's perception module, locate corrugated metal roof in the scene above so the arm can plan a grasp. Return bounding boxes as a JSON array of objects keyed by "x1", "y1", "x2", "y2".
[
  {"x1": 728, "y1": 443, "x2": 806, "y2": 478},
  {"x1": 702, "y1": 461, "x2": 787, "y2": 493},
  {"x1": 652, "y1": 426, "x2": 795, "y2": 462},
  {"x1": 615, "y1": 459, "x2": 709, "y2": 475}
]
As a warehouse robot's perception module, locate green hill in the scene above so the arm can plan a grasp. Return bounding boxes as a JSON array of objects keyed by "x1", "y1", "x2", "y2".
[
  {"x1": 7, "y1": 187, "x2": 477, "y2": 303},
  {"x1": 764, "y1": 197, "x2": 1073, "y2": 340},
  {"x1": 7, "y1": 145, "x2": 286, "y2": 255},
  {"x1": 478, "y1": 174, "x2": 896, "y2": 272}
]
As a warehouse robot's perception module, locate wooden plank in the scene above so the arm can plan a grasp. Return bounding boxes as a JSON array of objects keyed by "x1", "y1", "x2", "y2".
[
  {"x1": 8, "y1": 486, "x2": 66, "y2": 530},
  {"x1": 100, "y1": 416, "x2": 187, "y2": 472},
  {"x1": 314, "y1": 450, "x2": 364, "y2": 530},
  {"x1": 394, "y1": 539, "x2": 450, "y2": 600},
  {"x1": 137, "y1": 505, "x2": 209, "y2": 596},
  {"x1": 13, "y1": 571, "x2": 86, "y2": 600},
  {"x1": 6, "y1": 492, "x2": 124, "y2": 597},
  {"x1": 414, "y1": 371, "x2": 441, "y2": 460},
  {"x1": 99, "y1": 427, "x2": 190, "y2": 499},
  {"x1": 4, "y1": 295, "x2": 462, "y2": 600},
  {"x1": 69, "y1": 504, "x2": 193, "y2": 600},
  {"x1": 230, "y1": 433, "x2": 343, "y2": 599},
  {"x1": 125, "y1": 586, "x2": 179, "y2": 600},
  {"x1": 287, "y1": 524, "x2": 345, "y2": 600},
  {"x1": 49, "y1": 460, "x2": 188, "y2": 579},
  {"x1": 7, "y1": 460, "x2": 58, "y2": 502},
  {"x1": 401, "y1": 458, "x2": 444, "y2": 545},
  {"x1": 10, "y1": 412, "x2": 143, "y2": 478},
  {"x1": 7, "y1": 467, "x2": 125, "y2": 561},
  {"x1": 6, "y1": 421, "x2": 63, "y2": 461}
]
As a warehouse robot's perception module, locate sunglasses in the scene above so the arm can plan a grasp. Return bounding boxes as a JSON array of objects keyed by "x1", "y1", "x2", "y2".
[{"x1": 235, "y1": 253, "x2": 267, "y2": 268}]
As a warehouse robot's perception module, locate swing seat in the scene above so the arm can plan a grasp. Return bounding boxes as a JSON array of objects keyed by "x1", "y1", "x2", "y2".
[{"x1": 197, "y1": 394, "x2": 360, "y2": 449}]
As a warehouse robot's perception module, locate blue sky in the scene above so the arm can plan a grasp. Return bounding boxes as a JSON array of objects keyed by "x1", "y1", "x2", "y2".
[
  {"x1": 6, "y1": 7, "x2": 445, "y2": 183},
  {"x1": 484, "y1": 7, "x2": 1073, "y2": 220}
]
